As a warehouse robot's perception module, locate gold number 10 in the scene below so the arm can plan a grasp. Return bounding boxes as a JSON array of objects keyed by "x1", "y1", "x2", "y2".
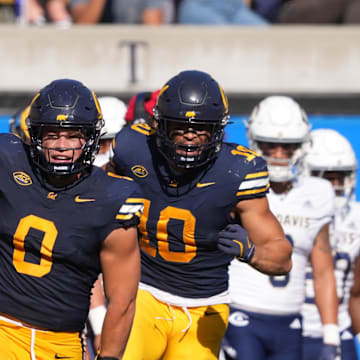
[{"x1": 139, "y1": 199, "x2": 197, "y2": 263}]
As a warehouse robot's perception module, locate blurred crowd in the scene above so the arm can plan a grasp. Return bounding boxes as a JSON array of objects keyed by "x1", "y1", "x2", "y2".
[{"x1": 1, "y1": 0, "x2": 360, "y2": 27}]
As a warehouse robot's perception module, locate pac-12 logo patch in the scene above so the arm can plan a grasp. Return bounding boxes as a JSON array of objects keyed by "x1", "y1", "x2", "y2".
[
  {"x1": 131, "y1": 165, "x2": 148, "y2": 178},
  {"x1": 13, "y1": 171, "x2": 32, "y2": 186}
]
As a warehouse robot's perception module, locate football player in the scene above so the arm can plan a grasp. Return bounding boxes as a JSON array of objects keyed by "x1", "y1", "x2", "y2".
[
  {"x1": 93, "y1": 96, "x2": 127, "y2": 169},
  {"x1": 124, "y1": 89, "x2": 160, "y2": 126},
  {"x1": 0, "y1": 79, "x2": 143, "y2": 360},
  {"x1": 302, "y1": 129, "x2": 360, "y2": 360},
  {"x1": 222, "y1": 96, "x2": 339, "y2": 360},
  {"x1": 110, "y1": 70, "x2": 292, "y2": 360}
]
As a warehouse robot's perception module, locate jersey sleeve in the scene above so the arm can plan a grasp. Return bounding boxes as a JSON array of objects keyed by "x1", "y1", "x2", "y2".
[
  {"x1": 115, "y1": 190, "x2": 144, "y2": 228},
  {"x1": 99, "y1": 175, "x2": 144, "y2": 241},
  {"x1": 234, "y1": 148, "x2": 270, "y2": 201}
]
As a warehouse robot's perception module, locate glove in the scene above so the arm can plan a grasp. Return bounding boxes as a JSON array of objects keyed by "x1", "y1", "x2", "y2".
[
  {"x1": 217, "y1": 224, "x2": 255, "y2": 263},
  {"x1": 318, "y1": 344, "x2": 339, "y2": 360},
  {"x1": 95, "y1": 356, "x2": 119, "y2": 360}
]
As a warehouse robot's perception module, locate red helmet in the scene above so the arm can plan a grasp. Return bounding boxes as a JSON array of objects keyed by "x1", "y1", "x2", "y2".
[{"x1": 125, "y1": 90, "x2": 160, "y2": 125}]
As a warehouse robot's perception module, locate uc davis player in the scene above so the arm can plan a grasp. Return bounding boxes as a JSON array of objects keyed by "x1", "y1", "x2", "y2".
[
  {"x1": 111, "y1": 70, "x2": 292, "y2": 360},
  {"x1": 0, "y1": 79, "x2": 143, "y2": 360},
  {"x1": 302, "y1": 129, "x2": 360, "y2": 360},
  {"x1": 223, "y1": 96, "x2": 338, "y2": 360}
]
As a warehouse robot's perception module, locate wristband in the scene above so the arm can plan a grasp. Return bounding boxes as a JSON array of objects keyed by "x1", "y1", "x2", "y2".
[
  {"x1": 323, "y1": 324, "x2": 340, "y2": 346},
  {"x1": 88, "y1": 305, "x2": 107, "y2": 336}
]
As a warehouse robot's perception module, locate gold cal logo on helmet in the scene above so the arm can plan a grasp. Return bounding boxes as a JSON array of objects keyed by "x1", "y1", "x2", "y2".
[
  {"x1": 56, "y1": 114, "x2": 68, "y2": 121},
  {"x1": 13, "y1": 172, "x2": 32, "y2": 186},
  {"x1": 185, "y1": 111, "x2": 196, "y2": 118}
]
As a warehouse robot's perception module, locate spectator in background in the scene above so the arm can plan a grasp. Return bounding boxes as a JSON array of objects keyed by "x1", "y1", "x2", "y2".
[
  {"x1": 178, "y1": 0, "x2": 267, "y2": 25},
  {"x1": 277, "y1": 0, "x2": 360, "y2": 24},
  {"x1": 251, "y1": 0, "x2": 283, "y2": 23},
  {"x1": 252, "y1": 0, "x2": 360, "y2": 24},
  {"x1": 0, "y1": 0, "x2": 16, "y2": 23},
  {"x1": 302, "y1": 129, "x2": 360, "y2": 360},
  {"x1": 94, "y1": 96, "x2": 127, "y2": 169},
  {"x1": 69, "y1": 0, "x2": 173, "y2": 24},
  {"x1": 27, "y1": 0, "x2": 72, "y2": 26}
]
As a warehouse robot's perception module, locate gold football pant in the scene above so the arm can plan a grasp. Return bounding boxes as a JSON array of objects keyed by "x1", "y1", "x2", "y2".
[
  {"x1": 0, "y1": 315, "x2": 84, "y2": 360},
  {"x1": 123, "y1": 289, "x2": 229, "y2": 360}
]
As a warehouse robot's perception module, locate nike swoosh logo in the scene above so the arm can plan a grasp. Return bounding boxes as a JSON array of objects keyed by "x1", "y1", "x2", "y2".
[
  {"x1": 54, "y1": 355, "x2": 72, "y2": 359},
  {"x1": 196, "y1": 182, "x2": 216, "y2": 188},
  {"x1": 74, "y1": 196, "x2": 96, "y2": 203},
  {"x1": 204, "y1": 311, "x2": 220, "y2": 316}
]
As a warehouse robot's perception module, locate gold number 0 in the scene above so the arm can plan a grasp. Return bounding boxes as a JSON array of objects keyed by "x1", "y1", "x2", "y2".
[
  {"x1": 139, "y1": 200, "x2": 197, "y2": 263},
  {"x1": 13, "y1": 215, "x2": 58, "y2": 277}
]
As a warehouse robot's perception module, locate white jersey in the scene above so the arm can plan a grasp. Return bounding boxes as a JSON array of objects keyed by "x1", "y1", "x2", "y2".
[
  {"x1": 229, "y1": 176, "x2": 335, "y2": 315},
  {"x1": 302, "y1": 200, "x2": 360, "y2": 338}
]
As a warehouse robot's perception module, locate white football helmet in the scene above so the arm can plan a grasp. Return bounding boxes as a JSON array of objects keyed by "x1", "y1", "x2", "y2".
[
  {"x1": 245, "y1": 96, "x2": 311, "y2": 182},
  {"x1": 94, "y1": 97, "x2": 127, "y2": 167},
  {"x1": 98, "y1": 96, "x2": 127, "y2": 139},
  {"x1": 305, "y1": 129, "x2": 357, "y2": 207}
]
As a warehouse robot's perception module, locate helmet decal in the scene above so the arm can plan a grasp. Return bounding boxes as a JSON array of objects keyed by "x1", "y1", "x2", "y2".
[
  {"x1": 56, "y1": 114, "x2": 68, "y2": 122},
  {"x1": 157, "y1": 85, "x2": 169, "y2": 105},
  {"x1": 92, "y1": 91, "x2": 103, "y2": 120},
  {"x1": 218, "y1": 84, "x2": 229, "y2": 113}
]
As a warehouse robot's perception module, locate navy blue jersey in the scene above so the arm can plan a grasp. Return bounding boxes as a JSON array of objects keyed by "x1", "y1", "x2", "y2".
[
  {"x1": 112, "y1": 124, "x2": 269, "y2": 299},
  {"x1": 0, "y1": 134, "x2": 143, "y2": 331}
]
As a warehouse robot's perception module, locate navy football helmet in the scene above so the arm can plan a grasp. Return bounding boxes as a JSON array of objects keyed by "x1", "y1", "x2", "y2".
[
  {"x1": 28, "y1": 79, "x2": 104, "y2": 175},
  {"x1": 154, "y1": 70, "x2": 229, "y2": 169}
]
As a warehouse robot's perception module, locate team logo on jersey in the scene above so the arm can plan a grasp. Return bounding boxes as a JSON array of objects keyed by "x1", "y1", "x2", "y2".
[
  {"x1": 228, "y1": 311, "x2": 249, "y2": 327},
  {"x1": 47, "y1": 192, "x2": 57, "y2": 200},
  {"x1": 131, "y1": 165, "x2": 148, "y2": 178},
  {"x1": 13, "y1": 171, "x2": 32, "y2": 186}
]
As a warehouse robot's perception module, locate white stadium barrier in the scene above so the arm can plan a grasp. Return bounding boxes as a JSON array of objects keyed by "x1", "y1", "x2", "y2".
[{"x1": 0, "y1": 24, "x2": 360, "y2": 94}]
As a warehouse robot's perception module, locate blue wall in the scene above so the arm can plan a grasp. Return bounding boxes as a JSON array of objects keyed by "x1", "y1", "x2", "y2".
[{"x1": 225, "y1": 115, "x2": 360, "y2": 201}]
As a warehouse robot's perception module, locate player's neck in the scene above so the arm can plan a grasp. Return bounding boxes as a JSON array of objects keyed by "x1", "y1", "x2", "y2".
[{"x1": 270, "y1": 181, "x2": 292, "y2": 194}]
